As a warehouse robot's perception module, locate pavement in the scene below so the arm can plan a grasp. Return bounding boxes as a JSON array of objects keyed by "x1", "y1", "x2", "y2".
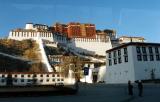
[{"x1": 0, "y1": 83, "x2": 160, "y2": 102}]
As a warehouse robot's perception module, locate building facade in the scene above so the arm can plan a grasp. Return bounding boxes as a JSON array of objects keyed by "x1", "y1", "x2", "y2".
[
  {"x1": 0, "y1": 72, "x2": 64, "y2": 86},
  {"x1": 54, "y1": 23, "x2": 68, "y2": 36},
  {"x1": 119, "y1": 36, "x2": 145, "y2": 44},
  {"x1": 105, "y1": 42, "x2": 160, "y2": 83},
  {"x1": 8, "y1": 22, "x2": 112, "y2": 56},
  {"x1": 53, "y1": 22, "x2": 96, "y2": 38}
]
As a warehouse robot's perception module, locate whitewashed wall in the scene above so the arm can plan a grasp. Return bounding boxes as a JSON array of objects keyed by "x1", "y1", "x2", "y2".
[
  {"x1": 68, "y1": 38, "x2": 112, "y2": 56},
  {"x1": 105, "y1": 46, "x2": 135, "y2": 84},
  {"x1": 105, "y1": 44, "x2": 160, "y2": 84},
  {"x1": 132, "y1": 46, "x2": 160, "y2": 80},
  {"x1": 8, "y1": 31, "x2": 54, "y2": 42}
]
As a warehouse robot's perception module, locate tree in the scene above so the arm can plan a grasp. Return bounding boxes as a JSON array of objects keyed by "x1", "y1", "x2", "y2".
[
  {"x1": 59, "y1": 56, "x2": 84, "y2": 79},
  {"x1": 29, "y1": 62, "x2": 45, "y2": 72}
]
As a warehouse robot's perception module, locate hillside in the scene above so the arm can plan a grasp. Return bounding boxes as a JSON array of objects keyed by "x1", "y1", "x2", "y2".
[
  {"x1": 0, "y1": 39, "x2": 45, "y2": 72},
  {"x1": 0, "y1": 39, "x2": 39, "y2": 60}
]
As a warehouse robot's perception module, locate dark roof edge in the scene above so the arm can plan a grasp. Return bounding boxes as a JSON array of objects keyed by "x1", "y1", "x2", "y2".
[{"x1": 106, "y1": 42, "x2": 160, "y2": 53}]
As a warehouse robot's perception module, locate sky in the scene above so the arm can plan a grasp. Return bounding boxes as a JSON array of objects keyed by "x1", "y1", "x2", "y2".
[{"x1": 0, "y1": 0, "x2": 160, "y2": 42}]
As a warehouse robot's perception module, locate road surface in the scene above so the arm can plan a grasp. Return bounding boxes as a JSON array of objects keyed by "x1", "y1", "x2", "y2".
[{"x1": 0, "y1": 83, "x2": 160, "y2": 102}]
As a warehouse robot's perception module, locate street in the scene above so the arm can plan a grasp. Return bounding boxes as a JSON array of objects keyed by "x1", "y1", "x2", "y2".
[{"x1": 0, "y1": 83, "x2": 160, "y2": 102}]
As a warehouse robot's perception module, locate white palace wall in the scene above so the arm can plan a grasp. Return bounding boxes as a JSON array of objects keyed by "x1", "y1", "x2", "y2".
[
  {"x1": 8, "y1": 30, "x2": 113, "y2": 56},
  {"x1": 68, "y1": 38, "x2": 112, "y2": 56}
]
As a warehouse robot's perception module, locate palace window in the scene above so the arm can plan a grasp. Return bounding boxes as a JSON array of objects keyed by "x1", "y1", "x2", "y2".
[
  {"x1": 142, "y1": 47, "x2": 146, "y2": 54},
  {"x1": 124, "y1": 48, "x2": 128, "y2": 55},
  {"x1": 113, "y1": 51, "x2": 117, "y2": 58},
  {"x1": 21, "y1": 75, "x2": 24, "y2": 77},
  {"x1": 124, "y1": 56, "x2": 128, "y2": 62},
  {"x1": 21, "y1": 79, "x2": 24, "y2": 82},
  {"x1": 28, "y1": 75, "x2": 30, "y2": 77},
  {"x1": 118, "y1": 50, "x2": 121, "y2": 56},
  {"x1": 108, "y1": 59, "x2": 112, "y2": 66},
  {"x1": 148, "y1": 47, "x2": 153, "y2": 54},
  {"x1": 118, "y1": 57, "x2": 122, "y2": 63},
  {"x1": 137, "y1": 55, "x2": 142, "y2": 61},
  {"x1": 156, "y1": 55, "x2": 160, "y2": 61},
  {"x1": 155, "y1": 47, "x2": 159, "y2": 53},
  {"x1": 33, "y1": 74, "x2": 37, "y2": 77},
  {"x1": 114, "y1": 59, "x2": 117, "y2": 64},
  {"x1": 52, "y1": 79, "x2": 55, "y2": 82},
  {"x1": 46, "y1": 74, "x2": 49, "y2": 77},
  {"x1": 150, "y1": 55, "x2": 154, "y2": 61},
  {"x1": 143, "y1": 55, "x2": 148, "y2": 61},
  {"x1": 136, "y1": 46, "x2": 141, "y2": 53},
  {"x1": 27, "y1": 79, "x2": 31, "y2": 82},
  {"x1": 108, "y1": 53, "x2": 111, "y2": 58},
  {"x1": 46, "y1": 79, "x2": 49, "y2": 82},
  {"x1": 52, "y1": 74, "x2": 55, "y2": 77}
]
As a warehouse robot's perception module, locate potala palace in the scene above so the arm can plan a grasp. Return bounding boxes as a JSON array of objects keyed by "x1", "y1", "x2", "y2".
[
  {"x1": 8, "y1": 23, "x2": 113, "y2": 56},
  {"x1": 7, "y1": 22, "x2": 160, "y2": 84}
]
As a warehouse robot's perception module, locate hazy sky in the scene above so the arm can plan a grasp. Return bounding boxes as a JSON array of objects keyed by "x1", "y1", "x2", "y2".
[{"x1": 0, "y1": 0, "x2": 160, "y2": 42}]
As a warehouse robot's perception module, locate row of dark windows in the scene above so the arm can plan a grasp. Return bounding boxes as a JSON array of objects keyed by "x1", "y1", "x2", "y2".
[
  {"x1": 137, "y1": 54, "x2": 160, "y2": 61},
  {"x1": 0, "y1": 79, "x2": 64, "y2": 83},
  {"x1": 137, "y1": 46, "x2": 160, "y2": 61},
  {"x1": 108, "y1": 48, "x2": 127, "y2": 58},
  {"x1": 108, "y1": 48, "x2": 128, "y2": 66},
  {"x1": 0, "y1": 74, "x2": 60, "y2": 78},
  {"x1": 136, "y1": 46, "x2": 159, "y2": 54},
  {"x1": 108, "y1": 56, "x2": 128, "y2": 66}
]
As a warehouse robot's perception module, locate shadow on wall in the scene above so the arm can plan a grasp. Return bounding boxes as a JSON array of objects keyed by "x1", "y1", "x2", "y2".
[
  {"x1": 0, "y1": 55, "x2": 30, "y2": 72},
  {"x1": 0, "y1": 54, "x2": 49, "y2": 72}
]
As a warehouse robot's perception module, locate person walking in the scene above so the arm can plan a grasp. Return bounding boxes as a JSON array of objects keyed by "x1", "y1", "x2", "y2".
[
  {"x1": 128, "y1": 80, "x2": 133, "y2": 95},
  {"x1": 138, "y1": 80, "x2": 143, "y2": 97}
]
